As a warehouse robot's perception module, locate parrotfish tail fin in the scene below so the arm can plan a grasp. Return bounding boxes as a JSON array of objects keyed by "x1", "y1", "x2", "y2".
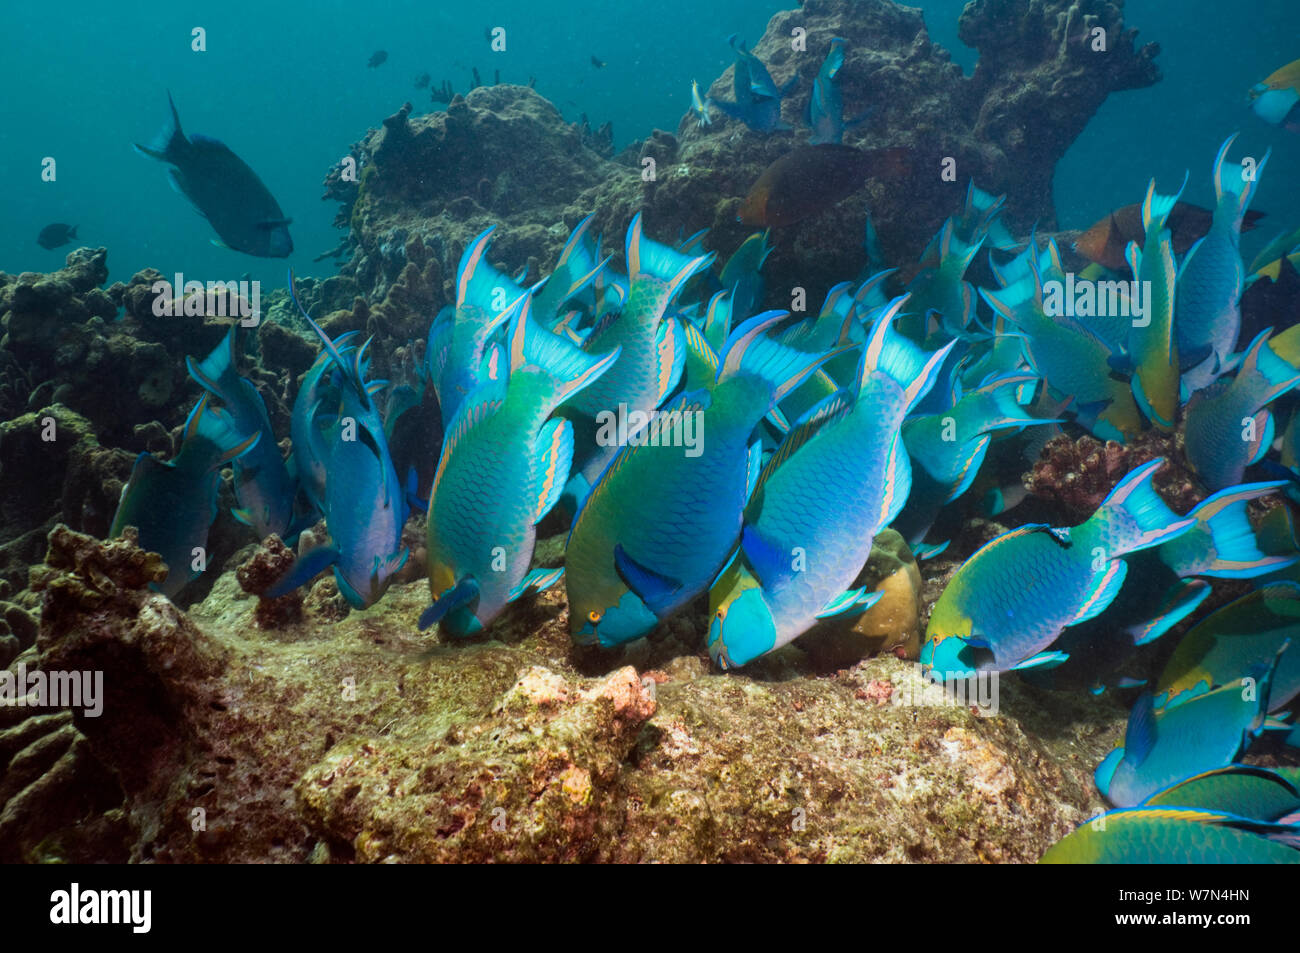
[
  {"x1": 509, "y1": 296, "x2": 621, "y2": 410},
  {"x1": 625, "y1": 213, "x2": 716, "y2": 302},
  {"x1": 1185, "y1": 481, "x2": 1299, "y2": 577},
  {"x1": 968, "y1": 373, "x2": 1054, "y2": 434},
  {"x1": 264, "y1": 544, "x2": 341, "y2": 600},
  {"x1": 1241, "y1": 329, "x2": 1300, "y2": 412},
  {"x1": 181, "y1": 395, "x2": 259, "y2": 471},
  {"x1": 1214, "y1": 134, "x2": 1271, "y2": 225},
  {"x1": 860, "y1": 294, "x2": 955, "y2": 411},
  {"x1": 418, "y1": 576, "x2": 480, "y2": 631},
  {"x1": 703, "y1": 290, "x2": 732, "y2": 354},
  {"x1": 721, "y1": 309, "x2": 851, "y2": 412},
  {"x1": 459, "y1": 226, "x2": 527, "y2": 330},
  {"x1": 540, "y1": 215, "x2": 610, "y2": 311},
  {"x1": 134, "y1": 91, "x2": 187, "y2": 163},
  {"x1": 1141, "y1": 173, "x2": 1188, "y2": 233},
  {"x1": 1092, "y1": 458, "x2": 1196, "y2": 557},
  {"x1": 185, "y1": 325, "x2": 242, "y2": 403}
]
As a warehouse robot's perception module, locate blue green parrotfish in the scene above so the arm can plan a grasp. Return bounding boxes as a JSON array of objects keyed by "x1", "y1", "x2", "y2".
[
  {"x1": 422, "y1": 297, "x2": 620, "y2": 636},
  {"x1": 427, "y1": 226, "x2": 532, "y2": 430},
  {"x1": 1142, "y1": 765, "x2": 1300, "y2": 823},
  {"x1": 1041, "y1": 808, "x2": 1300, "y2": 863},
  {"x1": 719, "y1": 231, "x2": 771, "y2": 324},
  {"x1": 266, "y1": 280, "x2": 408, "y2": 609},
  {"x1": 134, "y1": 93, "x2": 292, "y2": 258},
  {"x1": 1126, "y1": 176, "x2": 1185, "y2": 432},
  {"x1": 1184, "y1": 328, "x2": 1300, "y2": 491},
  {"x1": 897, "y1": 372, "x2": 1054, "y2": 548},
  {"x1": 709, "y1": 35, "x2": 792, "y2": 133},
  {"x1": 707, "y1": 296, "x2": 954, "y2": 669},
  {"x1": 110, "y1": 394, "x2": 258, "y2": 599},
  {"x1": 1176, "y1": 135, "x2": 1270, "y2": 392},
  {"x1": 921, "y1": 459, "x2": 1197, "y2": 678},
  {"x1": 1019, "y1": 481, "x2": 1294, "y2": 695},
  {"x1": 531, "y1": 215, "x2": 608, "y2": 327},
  {"x1": 564, "y1": 214, "x2": 714, "y2": 493},
  {"x1": 1154, "y1": 581, "x2": 1300, "y2": 713},
  {"x1": 290, "y1": 328, "x2": 363, "y2": 516},
  {"x1": 1095, "y1": 654, "x2": 1280, "y2": 808},
  {"x1": 690, "y1": 80, "x2": 711, "y2": 128},
  {"x1": 187, "y1": 326, "x2": 299, "y2": 543},
  {"x1": 565, "y1": 311, "x2": 845, "y2": 648},
  {"x1": 807, "y1": 38, "x2": 870, "y2": 145}
]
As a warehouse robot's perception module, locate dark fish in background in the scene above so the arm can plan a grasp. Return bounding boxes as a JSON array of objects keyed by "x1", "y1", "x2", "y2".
[
  {"x1": 1074, "y1": 201, "x2": 1266, "y2": 272},
  {"x1": 414, "y1": 71, "x2": 430, "y2": 89},
  {"x1": 739, "y1": 144, "x2": 913, "y2": 227},
  {"x1": 590, "y1": 55, "x2": 606, "y2": 69},
  {"x1": 368, "y1": 50, "x2": 388, "y2": 68},
  {"x1": 37, "y1": 223, "x2": 77, "y2": 249},
  {"x1": 134, "y1": 93, "x2": 293, "y2": 258}
]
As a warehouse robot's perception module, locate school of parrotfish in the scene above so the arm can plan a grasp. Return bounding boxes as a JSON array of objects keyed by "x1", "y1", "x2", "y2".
[{"x1": 107, "y1": 43, "x2": 1300, "y2": 862}]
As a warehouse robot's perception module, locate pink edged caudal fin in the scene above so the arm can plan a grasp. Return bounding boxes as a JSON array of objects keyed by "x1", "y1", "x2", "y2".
[
  {"x1": 719, "y1": 309, "x2": 854, "y2": 411},
  {"x1": 507, "y1": 296, "x2": 622, "y2": 408},
  {"x1": 859, "y1": 293, "x2": 955, "y2": 409},
  {"x1": 1092, "y1": 458, "x2": 1196, "y2": 557},
  {"x1": 625, "y1": 212, "x2": 716, "y2": 296}
]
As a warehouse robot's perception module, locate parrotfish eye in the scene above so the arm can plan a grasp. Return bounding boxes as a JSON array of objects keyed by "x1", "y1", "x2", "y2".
[{"x1": 587, "y1": 610, "x2": 603, "y2": 624}]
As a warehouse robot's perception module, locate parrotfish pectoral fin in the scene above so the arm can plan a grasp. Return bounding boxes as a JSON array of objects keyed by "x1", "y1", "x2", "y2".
[
  {"x1": 1074, "y1": 559, "x2": 1129, "y2": 626},
  {"x1": 815, "y1": 586, "x2": 883, "y2": 619},
  {"x1": 1127, "y1": 579, "x2": 1210, "y2": 646},
  {"x1": 614, "y1": 544, "x2": 684, "y2": 616},
  {"x1": 1009, "y1": 650, "x2": 1070, "y2": 671},
  {"x1": 264, "y1": 544, "x2": 340, "y2": 599},
  {"x1": 507, "y1": 567, "x2": 564, "y2": 602},
  {"x1": 1124, "y1": 692, "x2": 1159, "y2": 767},
  {"x1": 418, "y1": 576, "x2": 480, "y2": 631},
  {"x1": 745, "y1": 440, "x2": 763, "y2": 501}
]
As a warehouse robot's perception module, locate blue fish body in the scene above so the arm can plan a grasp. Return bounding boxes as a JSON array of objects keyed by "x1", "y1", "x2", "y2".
[
  {"x1": 268, "y1": 283, "x2": 407, "y2": 609},
  {"x1": 565, "y1": 311, "x2": 844, "y2": 648},
  {"x1": 922, "y1": 459, "x2": 1197, "y2": 677},
  {"x1": 1176, "y1": 136, "x2": 1270, "y2": 391},
  {"x1": 1096, "y1": 666, "x2": 1276, "y2": 808},
  {"x1": 1184, "y1": 328, "x2": 1300, "y2": 491},
  {"x1": 707, "y1": 296, "x2": 953, "y2": 669},
  {"x1": 1042, "y1": 808, "x2": 1300, "y2": 863},
  {"x1": 428, "y1": 227, "x2": 530, "y2": 430},
  {"x1": 134, "y1": 93, "x2": 292, "y2": 258},
  {"x1": 422, "y1": 298, "x2": 619, "y2": 636},
  {"x1": 710, "y1": 36, "x2": 792, "y2": 133},
  {"x1": 110, "y1": 395, "x2": 258, "y2": 598},
  {"x1": 187, "y1": 327, "x2": 298, "y2": 541}
]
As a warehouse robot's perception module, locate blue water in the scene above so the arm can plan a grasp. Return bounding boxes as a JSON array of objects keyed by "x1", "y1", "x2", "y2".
[{"x1": 1, "y1": 0, "x2": 1297, "y2": 288}]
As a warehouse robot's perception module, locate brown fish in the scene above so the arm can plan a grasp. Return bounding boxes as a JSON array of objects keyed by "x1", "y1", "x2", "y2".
[
  {"x1": 739, "y1": 144, "x2": 912, "y2": 228},
  {"x1": 1074, "y1": 202, "x2": 1265, "y2": 272}
]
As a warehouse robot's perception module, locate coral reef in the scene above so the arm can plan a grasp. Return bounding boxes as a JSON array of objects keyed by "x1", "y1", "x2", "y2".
[
  {"x1": 324, "y1": 0, "x2": 1159, "y2": 319},
  {"x1": 1025, "y1": 431, "x2": 1201, "y2": 519},
  {"x1": 0, "y1": 525, "x2": 1124, "y2": 863}
]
